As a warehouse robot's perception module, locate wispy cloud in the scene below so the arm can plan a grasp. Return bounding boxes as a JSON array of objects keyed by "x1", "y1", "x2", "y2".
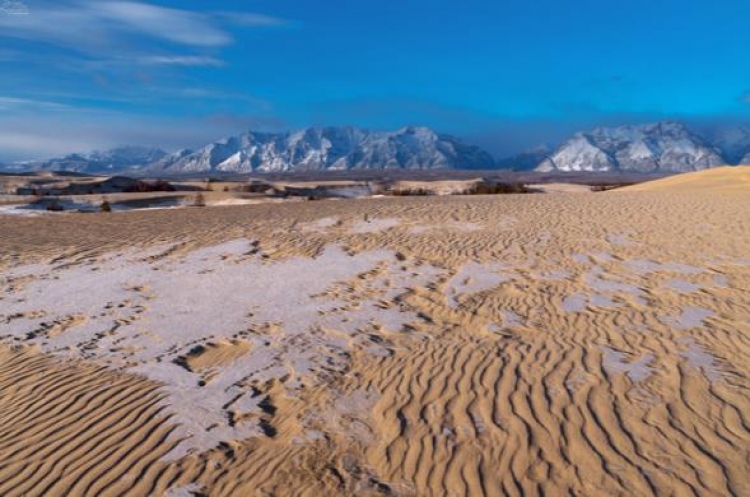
[
  {"x1": 0, "y1": 1, "x2": 232, "y2": 49},
  {"x1": 95, "y1": 1, "x2": 232, "y2": 47},
  {"x1": 0, "y1": 1, "x2": 293, "y2": 161},
  {"x1": 0, "y1": 1, "x2": 292, "y2": 51},
  {"x1": 741, "y1": 91, "x2": 750, "y2": 104},
  {"x1": 217, "y1": 11, "x2": 291, "y2": 28},
  {"x1": 137, "y1": 55, "x2": 225, "y2": 67},
  {"x1": 0, "y1": 0, "x2": 294, "y2": 97},
  {"x1": 0, "y1": 96, "x2": 70, "y2": 110},
  {"x1": 0, "y1": 0, "x2": 30, "y2": 15},
  {"x1": 0, "y1": 1, "x2": 291, "y2": 80}
]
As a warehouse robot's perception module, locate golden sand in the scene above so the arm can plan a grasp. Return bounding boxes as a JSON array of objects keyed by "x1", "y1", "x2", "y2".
[
  {"x1": 621, "y1": 165, "x2": 750, "y2": 193},
  {"x1": 0, "y1": 188, "x2": 749, "y2": 496}
]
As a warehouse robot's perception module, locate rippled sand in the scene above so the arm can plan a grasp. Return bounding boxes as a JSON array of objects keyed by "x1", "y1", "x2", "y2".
[{"x1": 1, "y1": 186, "x2": 749, "y2": 496}]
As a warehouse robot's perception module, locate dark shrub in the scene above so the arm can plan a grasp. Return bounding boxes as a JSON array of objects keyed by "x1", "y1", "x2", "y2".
[
  {"x1": 462, "y1": 182, "x2": 532, "y2": 195},
  {"x1": 124, "y1": 179, "x2": 176, "y2": 193},
  {"x1": 390, "y1": 187, "x2": 432, "y2": 196},
  {"x1": 46, "y1": 198, "x2": 64, "y2": 211}
]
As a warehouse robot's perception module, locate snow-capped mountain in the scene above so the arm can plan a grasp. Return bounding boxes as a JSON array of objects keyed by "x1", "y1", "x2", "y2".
[
  {"x1": 19, "y1": 146, "x2": 168, "y2": 174},
  {"x1": 537, "y1": 122, "x2": 725, "y2": 172},
  {"x1": 150, "y1": 126, "x2": 495, "y2": 173},
  {"x1": 5, "y1": 121, "x2": 750, "y2": 175},
  {"x1": 0, "y1": 127, "x2": 494, "y2": 174},
  {"x1": 150, "y1": 127, "x2": 494, "y2": 173},
  {"x1": 709, "y1": 127, "x2": 750, "y2": 165}
]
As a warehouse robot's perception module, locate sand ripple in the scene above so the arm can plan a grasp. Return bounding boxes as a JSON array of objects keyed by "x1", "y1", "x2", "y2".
[{"x1": 0, "y1": 191, "x2": 749, "y2": 496}]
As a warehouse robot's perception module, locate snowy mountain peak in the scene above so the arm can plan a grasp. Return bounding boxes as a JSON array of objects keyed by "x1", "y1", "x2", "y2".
[
  {"x1": 7, "y1": 121, "x2": 750, "y2": 175},
  {"x1": 149, "y1": 126, "x2": 495, "y2": 173},
  {"x1": 537, "y1": 121, "x2": 725, "y2": 172}
]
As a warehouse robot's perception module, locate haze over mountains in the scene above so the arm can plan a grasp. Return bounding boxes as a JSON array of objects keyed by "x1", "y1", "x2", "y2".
[
  {"x1": 4, "y1": 147, "x2": 169, "y2": 175},
  {"x1": 709, "y1": 127, "x2": 750, "y2": 164},
  {"x1": 3, "y1": 121, "x2": 750, "y2": 175}
]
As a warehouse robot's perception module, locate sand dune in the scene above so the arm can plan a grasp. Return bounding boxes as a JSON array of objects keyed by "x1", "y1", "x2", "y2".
[
  {"x1": 621, "y1": 165, "x2": 750, "y2": 193},
  {"x1": 0, "y1": 346, "x2": 178, "y2": 496},
  {"x1": 1, "y1": 190, "x2": 749, "y2": 496}
]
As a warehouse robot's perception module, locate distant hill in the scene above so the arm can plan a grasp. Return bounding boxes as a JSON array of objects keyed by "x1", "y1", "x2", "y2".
[
  {"x1": 619, "y1": 166, "x2": 750, "y2": 193},
  {"x1": 9, "y1": 147, "x2": 168, "y2": 174}
]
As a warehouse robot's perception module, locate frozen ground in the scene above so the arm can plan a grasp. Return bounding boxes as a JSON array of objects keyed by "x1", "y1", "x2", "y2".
[
  {"x1": 0, "y1": 240, "x2": 441, "y2": 458},
  {"x1": 0, "y1": 238, "x2": 735, "y2": 461}
]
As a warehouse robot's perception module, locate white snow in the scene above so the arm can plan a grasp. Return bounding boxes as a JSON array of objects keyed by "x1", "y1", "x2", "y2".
[{"x1": 0, "y1": 241, "x2": 444, "y2": 459}]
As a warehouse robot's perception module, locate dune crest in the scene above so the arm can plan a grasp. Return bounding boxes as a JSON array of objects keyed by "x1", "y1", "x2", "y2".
[{"x1": 620, "y1": 165, "x2": 750, "y2": 192}]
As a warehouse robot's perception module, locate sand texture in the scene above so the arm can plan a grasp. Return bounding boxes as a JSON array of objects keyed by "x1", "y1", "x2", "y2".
[
  {"x1": 0, "y1": 185, "x2": 749, "y2": 496},
  {"x1": 621, "y1": 165, "x2": 750, "y2": 193}
]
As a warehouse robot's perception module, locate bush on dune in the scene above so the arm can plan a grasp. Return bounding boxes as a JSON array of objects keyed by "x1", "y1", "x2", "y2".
[
  {"x1": 124, "y1": 179, "x2": 176, "y2": 193},
  {"x1": 461, "y1": 182, "x2": 533, "y2": 195},
  {"x1": 389, "y1": 187, "x2": 432, "y2": 196}
]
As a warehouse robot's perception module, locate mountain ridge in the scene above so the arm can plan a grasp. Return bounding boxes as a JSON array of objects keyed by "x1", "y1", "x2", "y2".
[
  {"x1": 536, "y1": 122, "x2": 726, "y2": 173},
  {"x1": 2, "y1": 146, "x2": 168, "y2": 174},
  {"x1": 150, "y1": 126, "x2": 496, "y2": 173},
  {"x1": 4, "y1": 121, "x2": 750, "y2": 174}
]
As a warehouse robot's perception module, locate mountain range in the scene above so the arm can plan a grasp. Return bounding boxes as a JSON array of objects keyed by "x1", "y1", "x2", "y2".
[
  {"x1": 7, "y1": 127, "x2": 494, "y2": 175},
  {"x1": 4, "y1": 122, "x2": 750, "y2": 174},
  {"x1": 4, "y1": 147, "x2": 168, "y2": 174}
]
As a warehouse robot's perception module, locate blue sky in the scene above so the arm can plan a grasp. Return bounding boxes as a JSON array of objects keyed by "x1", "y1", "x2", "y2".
[{"x1": 1, "y1": 0, "x2": 749, "y2": 160}]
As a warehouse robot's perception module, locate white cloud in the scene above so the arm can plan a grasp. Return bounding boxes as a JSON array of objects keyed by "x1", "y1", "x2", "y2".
[
  {"x1": 0, "y1": 96, "x2": 70, "y2": 109},
  {"x1": 0, "y1": 1, "x2": 292, "y2": 52},
  {"x1": 0, "y1": 1, "x2": 291, "y2": 79},
  {"x1": 94, "y1": 1, "x2": 232, "y2": 47},
  {"x1": 0, "y1": 0, "x2": 30, "y2": 15},
  {"x1": 0, "y1": 1, "x2": 233, "y2": 50},
  {"x1": 137, "y1": 55, "x2": 225, "y2": 67},
  {"x1": 218, "y1": 12, "x2": 290, "y2": 28},
  {"x1": 0, "y1": 1, "x2": 293, "y2": 162}
]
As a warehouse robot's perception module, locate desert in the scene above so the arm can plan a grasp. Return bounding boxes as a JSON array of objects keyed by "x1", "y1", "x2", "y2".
[
  {"x1": 1, "y1": 167, "x2": 748, "y2": 496},
  {"x1": 3, "y1": 1, "x2": 750, "y2": 494}
]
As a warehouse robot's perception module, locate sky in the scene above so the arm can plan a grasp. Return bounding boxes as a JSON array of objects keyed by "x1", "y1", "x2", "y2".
[{"x1": 1, "y1": 0, "x2": 749, "y2": 161}]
